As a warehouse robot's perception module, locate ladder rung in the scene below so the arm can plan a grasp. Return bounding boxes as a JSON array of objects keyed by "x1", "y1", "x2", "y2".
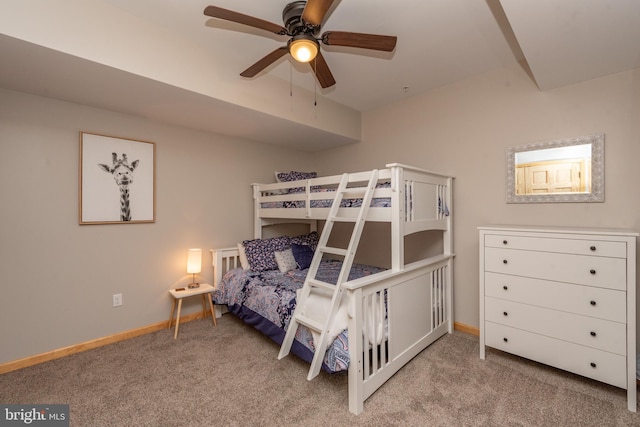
[
  {"x1": 295, "y1": 314, "x2": 323, "y2": 332},
  {"x1": 319, "y1": 246, "x2": 348, "y2": 256},
  {"x1": 307, "y1": 279, "x2": 335, "y2": 292},
  {"x1": 332, "y1": 216, "x2": 357, "y2": 223},
  {"x1": 340, "y1": 188, "x2": 366, "y2": 197}
]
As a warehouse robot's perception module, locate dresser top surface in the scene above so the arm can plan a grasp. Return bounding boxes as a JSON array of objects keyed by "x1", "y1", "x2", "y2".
[{"x1": 478, "y1": 225, "x2": 639, "y2": 237}]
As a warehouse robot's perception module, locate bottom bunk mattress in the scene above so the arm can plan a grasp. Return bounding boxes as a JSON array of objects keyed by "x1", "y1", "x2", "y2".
[{"x1": 213, "y1": 259, "x2": 385, "y2": 373}]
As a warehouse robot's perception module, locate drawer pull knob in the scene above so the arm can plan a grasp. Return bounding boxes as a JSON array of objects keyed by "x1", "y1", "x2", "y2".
[
  {"x1": 503, "y1": 260, "x2": 508, "y2": 264},
  {"x1": 503, "y1": 311, "x2": 508, "y2": 317},
  {"x1": 503, "y1": 240, "x2": 508, "y2": 245},
  {"x1": 590, "y1": 331, "x2": 597, "y2": 337},
  {"x1": 590, "y1": 246, "x2": 596, "y2": 251},
  {"x1": 589, "y1": 269, "x2": 596, "y2": 275},
  {"x1": 503, "y1": 338, "x2": 508, "y2": 343},
  {"x1": 503, "y1": 285, "x2": 508, "y2": 291},
  {"x1": 590, "y1": 300, "x2": 597, "y2": 306},
  {"x1": 590, "y1": 362, "x2": 597, "y2": 368}
]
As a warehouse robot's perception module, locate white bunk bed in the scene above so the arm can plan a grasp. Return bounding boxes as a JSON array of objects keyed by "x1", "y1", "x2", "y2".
[{"x1": 211, "y1": 163, "x2": 454, "y2": 415}]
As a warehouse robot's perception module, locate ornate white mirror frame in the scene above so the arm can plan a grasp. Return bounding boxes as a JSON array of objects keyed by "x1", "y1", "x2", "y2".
[{"x1": 506, "y1": 133, "x2": 604, "y2": 203}]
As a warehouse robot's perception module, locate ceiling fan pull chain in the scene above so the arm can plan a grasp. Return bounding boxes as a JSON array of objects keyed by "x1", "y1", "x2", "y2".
[
  {"x1": 314, "y1": 58, "x2": 317, "y2": 106},
  {"x1": 290, "y1": 62, "x2": 293, "y2": 97}
]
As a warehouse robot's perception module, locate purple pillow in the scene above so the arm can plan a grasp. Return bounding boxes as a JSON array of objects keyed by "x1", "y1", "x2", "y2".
[
  {"x1": 242, "y1": 236, "x2": 291, "y2": 272},
  {"x1": 290, "y1": 231, "x2": 319, "y2": 251},
  {"x1": 291, "y1": 243, "x2": 315, "y2": 270}
]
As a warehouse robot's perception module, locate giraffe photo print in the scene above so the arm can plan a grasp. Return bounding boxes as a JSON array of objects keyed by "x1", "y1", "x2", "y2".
[{"x1": 80, "y1": 132, "x2": 155, "y2": 224}]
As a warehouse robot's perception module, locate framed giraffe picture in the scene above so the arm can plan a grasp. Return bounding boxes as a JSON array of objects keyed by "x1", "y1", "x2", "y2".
[{"x1": 79, "y1": 132, "x2": 156, "y2": 225}]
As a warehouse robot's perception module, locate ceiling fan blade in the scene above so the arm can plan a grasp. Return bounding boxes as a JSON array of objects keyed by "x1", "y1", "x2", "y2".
[
  {"x1": 310, "y1": 51, "x2": 336, "y2": 88},
  {"x1": 322, "y1": 31, "x2": 397, "y2": 52},
  {"x1": 204, "y1": 6, "x2": 287, "y2": 35},
  {"x1": 301, "y1": 0, "x2": 336, "y2": 26},
  {"x1": 240, "y1": 47, "x2": 289, "y2": 78}
]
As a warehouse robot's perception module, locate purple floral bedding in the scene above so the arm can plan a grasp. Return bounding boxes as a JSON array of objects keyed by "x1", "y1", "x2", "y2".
[{"x1": 213, "y1": 259, "x2": 385, "y2": 373}]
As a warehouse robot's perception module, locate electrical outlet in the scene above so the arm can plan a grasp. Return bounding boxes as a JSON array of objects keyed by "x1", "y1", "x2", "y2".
[{"x1": 113, "y1": 293, "x2": 123, "y2": 307}]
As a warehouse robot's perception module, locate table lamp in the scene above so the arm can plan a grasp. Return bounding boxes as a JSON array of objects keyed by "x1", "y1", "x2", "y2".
[{"x1": 186, "y1": 248, "x2": 202, "y2": 289}]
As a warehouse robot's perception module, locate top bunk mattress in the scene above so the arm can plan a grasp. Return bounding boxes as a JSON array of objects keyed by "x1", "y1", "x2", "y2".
[{"x1": 260, "y1": 181, "x2": 392, "y2": 209}]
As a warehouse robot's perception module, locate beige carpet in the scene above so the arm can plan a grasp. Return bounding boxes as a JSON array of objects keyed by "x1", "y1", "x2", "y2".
[{"x1": 1, "y1": 315, "x2": 639, "y2": 426}]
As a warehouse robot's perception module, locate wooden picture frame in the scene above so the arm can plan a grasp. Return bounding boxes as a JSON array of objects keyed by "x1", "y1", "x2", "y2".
[{"x1": 79, "y1": 132, "x2": 156, "y2": 224}]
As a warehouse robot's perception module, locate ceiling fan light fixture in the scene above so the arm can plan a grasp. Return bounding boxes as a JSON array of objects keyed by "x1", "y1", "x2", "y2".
[{"x1": 288, "y1": 35, "x2": 319, "y2": 63}]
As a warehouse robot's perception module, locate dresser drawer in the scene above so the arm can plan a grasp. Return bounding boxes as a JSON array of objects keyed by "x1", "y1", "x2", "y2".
[
  {"x1": 484, "y1": 272, "x2": 626, "y2": 322},
  {"x1": 484, "y1": 234, "x2": 627, "y2": 258},
  {"x1": 485, "y1": 322, "x2": 626, "y2": 388},
  {"x1": 485, "y1": 297, "x2": 626, "y2": 355},
  {"x1": 484, "y1": 247, "x2": 627, "y2": 290}
]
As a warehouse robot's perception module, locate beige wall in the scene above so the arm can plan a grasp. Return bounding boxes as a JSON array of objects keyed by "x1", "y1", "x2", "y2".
[
  {"x1": 2, "y1": 61, "x2": 639, "y2": 366},
  {"x1": 316, "y1": 63, "x2": 640, "y2": 339},
  {"x1": 0, "y1": 88, "x2": 314, "y2": 364}
]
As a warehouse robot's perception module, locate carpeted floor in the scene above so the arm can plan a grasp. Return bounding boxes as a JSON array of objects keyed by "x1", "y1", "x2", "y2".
[{"x1": 1, "y1": 315, "x2": 639, "y2": 426}]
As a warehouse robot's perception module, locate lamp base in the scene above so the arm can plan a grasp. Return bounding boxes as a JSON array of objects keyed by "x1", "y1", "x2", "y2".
[{"x1": 187, "y1": 282, "x2": 200, "y2": 289}]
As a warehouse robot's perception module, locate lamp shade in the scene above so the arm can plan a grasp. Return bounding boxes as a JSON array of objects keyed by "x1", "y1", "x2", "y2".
[
  {"x1": 186, "y1": 248, "x2": 202, "y2": 274},
  {"x1": 289, "y1": 36, "x2": 319, "y2": 63}
]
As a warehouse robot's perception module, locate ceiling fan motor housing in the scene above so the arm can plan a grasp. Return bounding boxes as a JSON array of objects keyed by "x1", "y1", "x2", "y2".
[{"x1": 283, "y1": 1, "x2": 318, "y2": 35}]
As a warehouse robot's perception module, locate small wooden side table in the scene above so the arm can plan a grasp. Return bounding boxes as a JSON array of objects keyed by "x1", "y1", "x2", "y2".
[{"x1": 168, "y1": 283, "x2": 217, "y2": 339}]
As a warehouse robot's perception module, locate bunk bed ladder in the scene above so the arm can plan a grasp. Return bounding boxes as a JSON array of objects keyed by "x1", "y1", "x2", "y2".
[{"x1": 278, "y1": 169, "x2": 380, "y2": 380}]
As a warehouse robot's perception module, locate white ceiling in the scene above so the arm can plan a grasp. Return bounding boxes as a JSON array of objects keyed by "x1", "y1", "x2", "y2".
[
  {"x1": 1, "y1": 0, "x2": 639, "y2": 150},
  {"x1": 92, "y1": 0, "x2": 525, "y2": 112}
]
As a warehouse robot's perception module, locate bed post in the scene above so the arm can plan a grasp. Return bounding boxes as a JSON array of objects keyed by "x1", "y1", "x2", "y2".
[
  {"x1": 252, "y1": 184, "x2": 263, "y2": 238},
  {"x1": 390, "y1": 165, "x2": 404, "y2": 271},
  {"x1": 444, "y1": 176, "x2": 454, "y2": 333},
  {"x1": 347, "y1": 287, "x2": 365, "y2": 415}
]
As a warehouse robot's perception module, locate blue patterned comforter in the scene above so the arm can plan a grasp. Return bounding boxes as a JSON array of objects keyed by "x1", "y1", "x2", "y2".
[{"x1": 213, "y1": 260, "x2": 385, "y2": 373}]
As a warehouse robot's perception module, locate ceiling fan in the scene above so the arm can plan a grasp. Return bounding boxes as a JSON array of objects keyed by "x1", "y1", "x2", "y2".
[{"x1": 203, "y1": 0, "x2": 397, "y2": 88}]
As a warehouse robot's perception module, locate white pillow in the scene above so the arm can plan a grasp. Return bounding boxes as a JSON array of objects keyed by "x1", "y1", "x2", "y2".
[
  {"x1": 274, "y1": 248, "x2": 297, "y2": 273},
  {"x1": 237, "y1": 243, "x2": 249, "y2": 270}
]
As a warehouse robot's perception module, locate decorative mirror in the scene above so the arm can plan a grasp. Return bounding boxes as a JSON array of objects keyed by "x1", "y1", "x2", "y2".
[{"x1": 506, "y1": 134, "x2": 604, "y2": 203}]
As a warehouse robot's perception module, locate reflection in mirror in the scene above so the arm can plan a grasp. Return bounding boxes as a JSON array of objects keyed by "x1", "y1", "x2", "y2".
[
  {"x1": 506, "y1": 134, "x2": 604, "y2": 203},
  {"x1": 515, "y1": 144, "x2": 592, "y2": 194}
]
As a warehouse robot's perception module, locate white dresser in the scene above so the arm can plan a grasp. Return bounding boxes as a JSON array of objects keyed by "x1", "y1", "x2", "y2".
[{"x1": 478, "y1": 225, "x2": 638, "y2": 412}]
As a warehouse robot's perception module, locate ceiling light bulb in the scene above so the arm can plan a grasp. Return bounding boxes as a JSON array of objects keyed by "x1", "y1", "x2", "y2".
[
  {"x1": 295, "y1": 45, "x2": 313, "y2": 62},
  {"x1": 289, "y1": 37, "x2": 319, "y2": 63}
]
